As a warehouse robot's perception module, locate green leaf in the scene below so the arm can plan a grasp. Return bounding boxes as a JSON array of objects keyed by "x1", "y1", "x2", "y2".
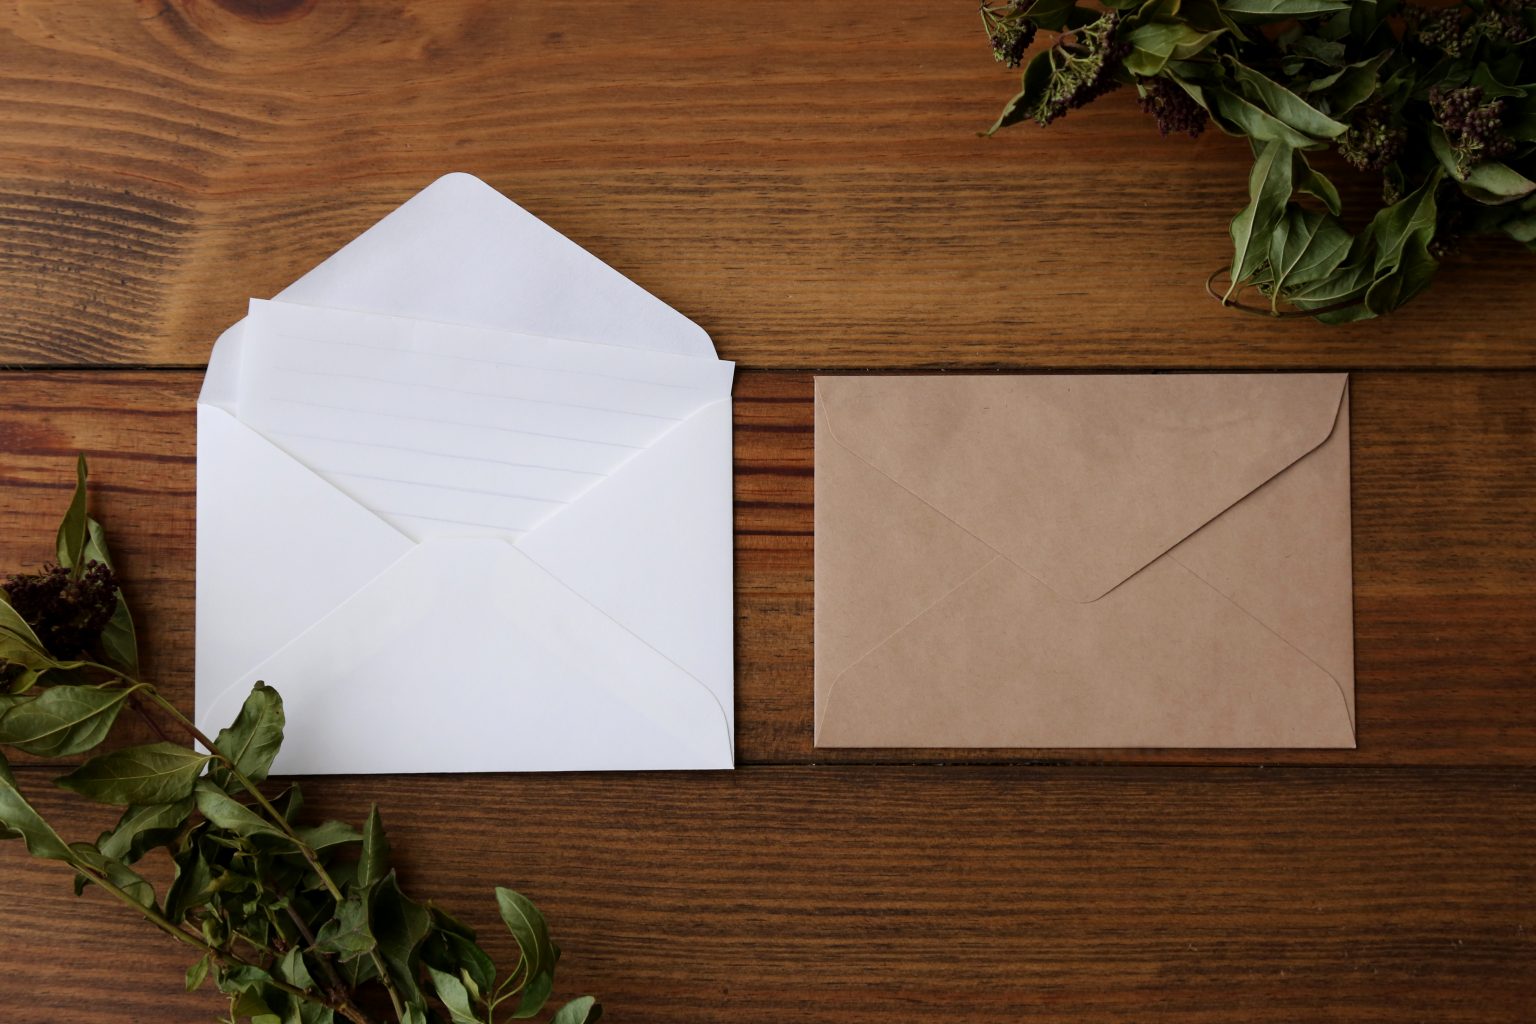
[
  {"x1": 300, "y1": 1005, "x2": 335, "y2": 1024},
  {"x1": 57, "y1": 742, "x2": 212, "y2": 806},
  {"x1": 68, "y1": 841, "x2": 156, "y2": 908},
  {"x1": 424, "y1": 907, "x2": 496, "y2": 1001},
  {"x1": 1364, "y1": 233, "x2": 1438, "y2": 316},
  {"x1": 1469, "y1": 62, "x2": 1526, "y2": 101},
  {"x1": 0, "y1": 683, "x2": 135, "y2": 757},
  {"x1": 315, "y1": 891, "x2": 377, "y2": 963},
  {"x1": 987, "y1": 47, "x2": 1055, "y2": 134},
  {"x1": 1229, "y1": 60, "x2": 1347, "y2": 139},
  {"x1": 55, "y1": 454, "x2": 89, "y2": 579},
  {"x1": 1022, "y1": 0, "x2": 1078, "y2": 32},
  {"x1": 193, "y1": 779, "x2": 292, "y2": 842},
  {"x1": 496, "y1": 887, "x2": 558, "y2": 1018},
  {"x1": 359, "y1": 804, "x2": 391, "y2": 889},
  {"x1": 550, "y1": 997, "x2": 602, "y2": 1024},
  {"x1": 96, "y1": 796, "x2": 195, "y2": 864},
  {"x1": 165, "y1": 840, "x2": 215, "y2": 922},
  {"x1": 297, "y1": 819, "x2": 364, "y2": 851},
  {"x1": 1362, "y1": 173, "x2": 1441, "y2": 274},
  {"x1": 373, "y1": 872, "x2": 433, "y2": 1008},
  {"x1": 1296, "y1": 155, "x2": 1342, "y2": 216},
  {"x1": 1429, "y1": 125, "x2": 1536, "y2": 202},
  {"x1": 1461, "y1": 163, "x2": 1536, "y2": 204},
  {"x1": 79, "y1": 517, "x2": 138, "y2": 676},
  {"x1": 186, "y1": 954, "x2": 212, "y2": 993},
  {"x1": 210, "y1": 681, "x2": 284, "y2": 787},
  {"x1": 427, "y1": 965, "x2": 482, "y2": 1024},
  {"x1": 0, "y1": 752, "x2": 74, "y2": 862},
  {"x1": 1267, "y1": 207, "x2": 1353, "y2": 308},
  {"x1": 0, "y1": 592, "x2": 82, "y2": 693},
  {"x1": 1227, "y1": 140, "x2": 1294, "y2": 296},
  {"x1": 275, "y1": 947, "x2": 315, "y2": 991},
  {"x1": 1123, "y1": 21, "x2": 1225, "y2": 77},
  {"x1": 1311, "y1": 51, "x2": 1391, "y2": 115},
  {"x1": 1502, "y1": 212, "x2": 1536, "y2": 244},
  {"x1": 1297, "y1": 172, "x2": 1442, "y2": 320},
  {"x1": 1209, "y1": 88, "x2": 1319, "y2": 149},
  {"x1": 97, "y1": 599, "x2": 139, "y2": 679},
  {"x1": 336, "y1": 951, "x2": 381, "y2": 989},
  {"x1": 1289, "y1": 34, "x2": 1346, "y2": 68},
  {"x1": 1508, "y1": 94, "x2": 1536, "y2": 142},
  {"x1": 1219, "y1": 0, "x2": 1348, "y2": 18},
  {"x1": 0, "y1": 591, "x2": 47, "y2": 655}
]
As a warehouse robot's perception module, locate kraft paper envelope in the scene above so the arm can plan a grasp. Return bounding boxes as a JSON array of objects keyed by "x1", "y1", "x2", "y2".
[
  {"x1": 196, "y1": 173, "x2": 735, "y2": 773},
  {"x1": 814, "y1": 373, "x2": 1355, "y2": 749}
]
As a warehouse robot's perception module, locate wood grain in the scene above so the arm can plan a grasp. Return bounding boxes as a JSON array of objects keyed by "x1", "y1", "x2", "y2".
[
  {"x1": 0, "y1": 369, "x2": 1531, "y2": 766},
  {"x1": 2, "y1": 1, "x2": 1534, "y2": 369},
  {"x1": 3, "y1": 4, "x2": 1535, "y2": 1020},
  {"x1": 1, "y1": 766, "x2": 1531, "y2": 1022}
]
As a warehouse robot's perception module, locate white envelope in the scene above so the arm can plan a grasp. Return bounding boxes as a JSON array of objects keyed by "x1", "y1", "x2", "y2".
[{"x1": 195, "y1": 173, "x2": 735, "y2": 773}]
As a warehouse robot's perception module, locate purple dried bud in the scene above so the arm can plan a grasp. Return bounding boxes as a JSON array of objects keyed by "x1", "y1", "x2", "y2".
[
  {"x1": 1338, "y1": 99, "x2": 1407, "y2": 172},
  {"x1": 1430, "y1": 84, "x2": 1516, "y2": 174},
  {"x1": 1138, "y1": 77, "x2": 1208, "y2": 138},
  {"x1": 3, "y1": 561, "x2": 119, "y2": 660}
]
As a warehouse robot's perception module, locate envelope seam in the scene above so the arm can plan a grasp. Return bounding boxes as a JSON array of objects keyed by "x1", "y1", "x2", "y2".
[
  {"x1": 1167, "y1": 553, "x2": 1356, "y2": 739},
  {"x1": 513, "y1": 539, "x2": 736, "y2": 761},
  {"x1": 816, "y1": 378, "x2": 1023, "y2": 566},
  {"x1": 817, "y1": 555, "x2": 999, "y2": 740},
  {"x1": 195, "y1": 543, "x2": 420, "y2": 736},
  {"x1": 517, "y1": 396, "x2": 732, "y2": 538}
]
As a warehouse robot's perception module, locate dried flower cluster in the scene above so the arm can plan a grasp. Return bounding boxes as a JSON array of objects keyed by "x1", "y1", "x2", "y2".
[
  {"x1": 1138, "y1": 77, "x2": 1208, "y2": 139},
  {"x1": 3, "y1": 561, "x2": 118, "y2": 660},
  {"x1": 1432, "y1": 84, "x2": 1518, "y2": 172}
]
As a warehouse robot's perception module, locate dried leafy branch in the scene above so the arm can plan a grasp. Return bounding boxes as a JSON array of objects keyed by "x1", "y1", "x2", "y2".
[
  {"x1": 0, "y1": 456, "x2": 599, "y2": 1024},
  {"x1": 981, "y1": 0, "x2": 1536, "y2": 320}
]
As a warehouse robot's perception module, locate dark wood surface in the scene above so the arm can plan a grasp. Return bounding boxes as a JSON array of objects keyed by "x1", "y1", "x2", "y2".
[{"x1": 1, "y1": 2, "x2": 1532, "y2": 1021}]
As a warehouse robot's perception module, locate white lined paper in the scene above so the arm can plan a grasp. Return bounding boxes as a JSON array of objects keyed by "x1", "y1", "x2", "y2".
[{"x1": 236, "y1": 300, "x2": 734, "y2": 539}]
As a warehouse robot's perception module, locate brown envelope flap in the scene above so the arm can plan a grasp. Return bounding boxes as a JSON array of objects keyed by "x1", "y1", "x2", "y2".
[{"x1": 817, "y1": 373, "x2": 1348, "y2": 604}]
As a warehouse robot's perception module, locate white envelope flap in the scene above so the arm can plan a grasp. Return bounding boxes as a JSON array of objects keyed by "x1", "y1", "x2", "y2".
[
  {"x1": 195, "y1": 403, "x2": 414, "y2": 708},
  {"x1": 276, "y1": 173, "x2": 716, "y2": 359},
  {"x1": 517, "y1": 397, "x2": 735, "y2": 736},
  {"x1": 199, "y1": 539, "x2": 733, "y2": 773}
]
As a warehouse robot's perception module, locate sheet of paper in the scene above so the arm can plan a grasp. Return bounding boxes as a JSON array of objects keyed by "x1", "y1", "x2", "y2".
[{"x1": 235, "y1": 299, "x2": 733, "y2": 541}]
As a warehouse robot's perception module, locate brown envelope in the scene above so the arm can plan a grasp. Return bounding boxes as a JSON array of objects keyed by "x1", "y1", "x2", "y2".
[{"x1": 813, "y1": 373, "x2": 1356, "y2": 749}]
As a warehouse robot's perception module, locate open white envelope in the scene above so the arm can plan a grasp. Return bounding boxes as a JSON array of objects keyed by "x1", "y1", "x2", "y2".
[{"x1": 195, "y1": 173, "x2": 735, "y2": 773}]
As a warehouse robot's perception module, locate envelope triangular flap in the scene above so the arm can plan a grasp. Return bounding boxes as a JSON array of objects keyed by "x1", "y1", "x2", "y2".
[
  {"x1": 195, "y1": 405, "x2": 414, "y2": 706},
  {"x1": 818, "y1": 374, "x2": 1349, "y2": 604},
  {"x1": 515, "y1": 399, "x2": 735, "y2": 739},
  {"x1": 204, "y1": 539, "x2": 732, "y2": 774},
  {"x1": 275, "y1": 172, "x2": 716, "y2": 359}
]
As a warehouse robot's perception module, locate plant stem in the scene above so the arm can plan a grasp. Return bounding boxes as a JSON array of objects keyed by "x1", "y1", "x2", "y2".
[
  {"x1": 133, "y1": 683, "x2": 409, "y2": 1023},
  {"x1": 274, "y1": 875, "x2": 353, "y2": 1001},
  {"x1": 68, "y1": 856, "x2": 377, "y2": 1022}
]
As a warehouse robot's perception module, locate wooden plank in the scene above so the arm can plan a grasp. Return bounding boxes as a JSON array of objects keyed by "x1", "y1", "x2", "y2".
[
  {"x1": 2, "y1": 3, "x2": 1534, "y2": 369},
  {"x1": 0, "y1": 370, "x2": 1531, "y2": 766},
  {"x1": 0, "y1": 766, "x2": 1531, "y2": 1022}
]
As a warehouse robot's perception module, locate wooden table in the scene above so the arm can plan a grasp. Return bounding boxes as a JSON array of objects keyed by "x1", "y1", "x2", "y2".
[{"x1": 2, "y1": 3, "x2": 1532, "y2": 1020}]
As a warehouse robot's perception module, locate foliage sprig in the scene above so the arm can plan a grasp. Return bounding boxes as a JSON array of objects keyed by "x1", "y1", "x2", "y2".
[
  {"x1": 0, "y1": 457, "x2": 599, "y2": 1024},
  {"x1": 981, "y1": 0, "x2": 1536, "y2": 320}
]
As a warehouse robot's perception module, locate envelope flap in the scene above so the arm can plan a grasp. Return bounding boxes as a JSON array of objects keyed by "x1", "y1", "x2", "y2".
[
  {"x1": 817, "y1": 373, "x2": 1348, "y2": 603},
  {"x1": 515, "y1": 398, "x2": 735, "y2": 737},
  {"x1": 275, "y1": 173, "x2": 715, "y2": 358},
  {"x1": 202, "y1": 539, "x2": 733, "y2": 774}
]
